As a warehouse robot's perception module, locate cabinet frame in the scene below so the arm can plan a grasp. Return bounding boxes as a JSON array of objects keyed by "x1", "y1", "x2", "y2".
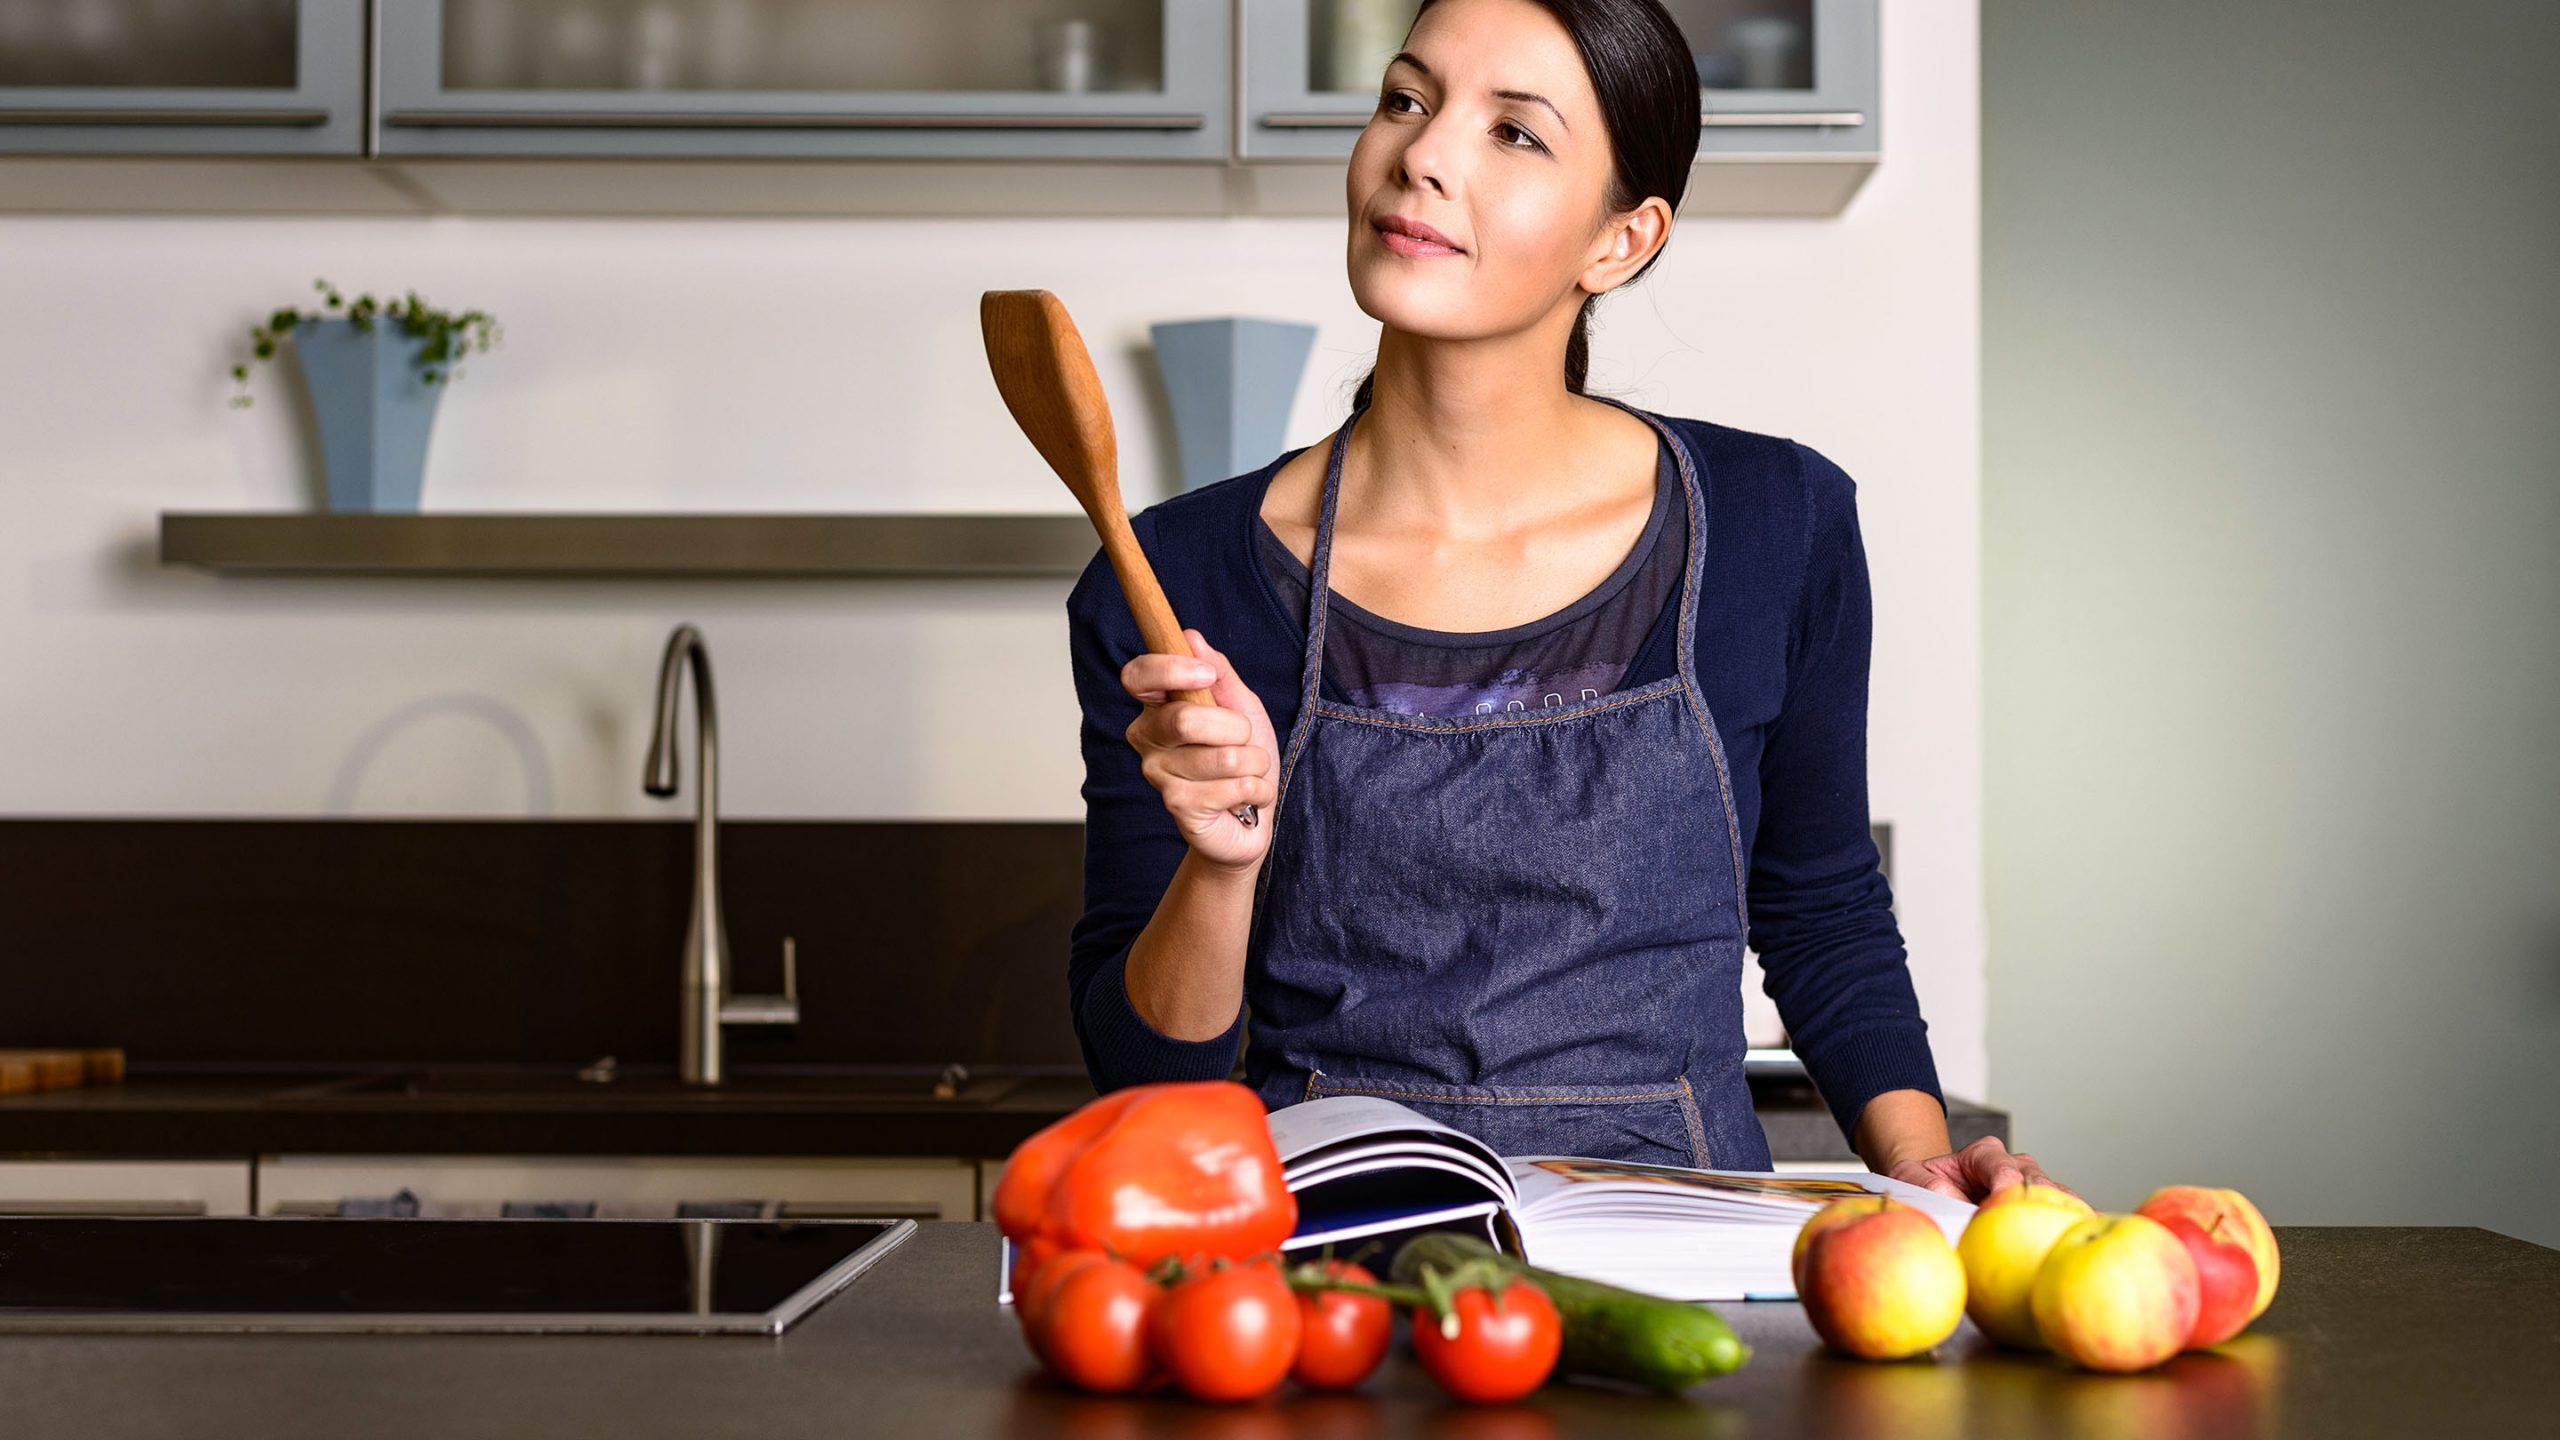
[
  {"x1": 372, "y1": 0, "x2": 1233, "y2": 161},
  {"x1": 1239, "y1": 0, "x2": 1878, "y2": 162},
  {"x1": 0, "y1": 0, "x2": 368, "y2": 156}
]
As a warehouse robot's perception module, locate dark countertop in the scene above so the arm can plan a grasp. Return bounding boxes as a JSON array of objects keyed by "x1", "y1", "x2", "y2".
[
  {"x1": 1, "y1": 1221, "x2": 2548, "y2": 1438},
  {"x1": 0, "y1": 1069, "x2": 1109, "y2": 1161},
  {"x1": 0, "y1": 1069, "x2": 2006, "y2": 1162}
]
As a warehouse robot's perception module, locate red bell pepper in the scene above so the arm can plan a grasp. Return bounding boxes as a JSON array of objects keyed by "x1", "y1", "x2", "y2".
[{"x1": 994, "y1": 1079, "x2": 1297, "y2": 1293}]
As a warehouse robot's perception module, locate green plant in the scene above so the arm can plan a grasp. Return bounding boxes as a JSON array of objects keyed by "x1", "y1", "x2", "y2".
[{"x1": 228, "y1": 278, "x2": 502, "y2": 409}]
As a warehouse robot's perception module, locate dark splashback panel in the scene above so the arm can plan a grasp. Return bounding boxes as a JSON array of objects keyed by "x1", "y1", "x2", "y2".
[{"x1": 0, "y1": 820, "x2": 1086, "y2": 1071}]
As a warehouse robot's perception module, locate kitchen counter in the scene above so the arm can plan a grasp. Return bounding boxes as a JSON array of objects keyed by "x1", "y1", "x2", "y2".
[
  {"x1": 1, "y1": 1221, "x2": 2548, "y2": 1438},
  {"x1": 0, "y1": 1069, "x2": 2005, "y2": 1161}
]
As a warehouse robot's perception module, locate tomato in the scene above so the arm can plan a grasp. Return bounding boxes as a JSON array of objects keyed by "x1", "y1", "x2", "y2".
[
  {"x1": 1409, "y1": 1278, "x2": 1562, "y2": 1404},
  {"x1": 1010, "y1": 1234, "x2": 1068, "y2": 1306},
  {"x1": 1147, "y1": 1257, "x2": 1303, "y2": 1403},
  {"x1": 1291, "y1": 1259, "x2": 1392, "y2": 1390},
  {"x1": 1025, "y1": 1253, "x2": 1162, "y2": 1394},
  {"x1": 1015, "y1": 1247, "x2": 1112, "y2": 1338}
]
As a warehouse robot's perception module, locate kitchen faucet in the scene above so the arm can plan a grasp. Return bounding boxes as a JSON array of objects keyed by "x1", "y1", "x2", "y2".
[{"x1": 643, "y1": 622, "x2": 798, "y2": 1085}]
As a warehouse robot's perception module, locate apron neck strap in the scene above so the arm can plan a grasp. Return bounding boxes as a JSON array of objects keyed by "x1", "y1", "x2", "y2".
[{"x1": 1298, "y1": 394, "x2": 1361, "y2": 709}]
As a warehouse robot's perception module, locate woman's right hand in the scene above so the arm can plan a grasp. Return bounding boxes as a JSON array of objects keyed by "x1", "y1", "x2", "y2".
[{"x1": 1121, "y1": 627, "x2": 1279, "y2": 873}]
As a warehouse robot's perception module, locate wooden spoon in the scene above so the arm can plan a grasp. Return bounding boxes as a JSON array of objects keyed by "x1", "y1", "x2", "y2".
[{"x1": 981, "y1": 288, "x2": 1259, "y2": 830}]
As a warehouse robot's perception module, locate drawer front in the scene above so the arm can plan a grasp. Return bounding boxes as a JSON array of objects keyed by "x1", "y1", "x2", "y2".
[
  {"x1": 255, "y1": 1154, "x2": 977, "y2": 1222},
  {"x1": 0, "y1": 1159, "x2": 254, "y2": 1217}
]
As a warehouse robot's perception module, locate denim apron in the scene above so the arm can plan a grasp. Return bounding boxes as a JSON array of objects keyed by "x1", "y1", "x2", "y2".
[{"x1": 1243, "y1": 391, "x2": 1773, "y2": 1171}]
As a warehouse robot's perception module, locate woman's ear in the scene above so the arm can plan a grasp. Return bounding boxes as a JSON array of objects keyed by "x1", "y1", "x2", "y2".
[{"x1": 1583, "y1": 196, "x2": 1675, "y2": 296}]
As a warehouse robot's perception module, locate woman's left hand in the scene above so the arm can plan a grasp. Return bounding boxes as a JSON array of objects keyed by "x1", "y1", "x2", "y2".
[{"x1": 1885, "y1": 1134, "x2": 2078, "y2": 1205}]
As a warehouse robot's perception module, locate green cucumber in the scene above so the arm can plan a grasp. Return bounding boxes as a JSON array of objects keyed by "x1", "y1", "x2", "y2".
[{"x1": 1389, "y1": 1230, "x2": 1751, "y2": 1393}]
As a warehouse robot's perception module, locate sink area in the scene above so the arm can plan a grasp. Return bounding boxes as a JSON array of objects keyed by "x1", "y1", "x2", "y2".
[{"x1": 265, "y1": 1066, "x2": 1026, "y2": 1107}]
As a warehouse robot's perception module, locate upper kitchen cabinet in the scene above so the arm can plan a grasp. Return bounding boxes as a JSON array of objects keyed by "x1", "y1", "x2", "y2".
[
  {"x1": 0, "y1": 0, "x2": 366, "y2": 154},
  {"x1": 1241, "y1": 0, "x2": 1878, "y2": 216},
  {"x1": 374, "y1": 0, "x2": 1230, "y2": 162}
]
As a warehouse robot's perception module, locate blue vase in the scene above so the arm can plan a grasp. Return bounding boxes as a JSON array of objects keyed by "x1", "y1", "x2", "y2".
[
  {"x1": 1149, "y1": 317, "x2": 1318, "y2": 493},
  {"x1": 291, "y1": 317, "x2": 447, "y2": 513}
]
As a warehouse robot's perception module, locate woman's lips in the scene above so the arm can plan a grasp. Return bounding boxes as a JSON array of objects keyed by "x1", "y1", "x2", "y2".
[{"x1": 1377, "y1": 227, "x2": 1464, "y2": 258}]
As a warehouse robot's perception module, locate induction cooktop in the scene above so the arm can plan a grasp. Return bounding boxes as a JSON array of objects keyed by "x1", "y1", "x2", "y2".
[{"x1": 0, "y1": 1215, "x2": 913, "y2": 1334}]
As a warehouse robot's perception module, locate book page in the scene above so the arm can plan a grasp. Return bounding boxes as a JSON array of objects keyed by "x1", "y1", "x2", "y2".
[
  {"x1": 1267, "y1": 1095, "x2": 1513, "y2": 1201},
  {"x1": 1289, "y1": 1147, "x2": 1511, "y2": 1199},
  {"x1": 1506, "y1": 1155, "x2": 1885, "y2": 1218},
  {"x1": 1268, "y1": 1094, "x2": 1492, "y2": 1161}
]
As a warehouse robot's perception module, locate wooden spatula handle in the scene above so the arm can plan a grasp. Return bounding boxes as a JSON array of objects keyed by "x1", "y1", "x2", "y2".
[
  {"x1": 980, "y1": 287, "x2": 1258, "y2": 829},
  {"x1": 1095, "y1": 519, "x2": 1211, "y2": 708},
  {"x1": 1092, "y1": 516, "x2": 1257, "y2": 827}
]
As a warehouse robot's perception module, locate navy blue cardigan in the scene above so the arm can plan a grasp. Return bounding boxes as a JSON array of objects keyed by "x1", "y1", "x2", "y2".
[{"x1": 1063, "y1": 410, "x2": 1944, "y2": 1145}]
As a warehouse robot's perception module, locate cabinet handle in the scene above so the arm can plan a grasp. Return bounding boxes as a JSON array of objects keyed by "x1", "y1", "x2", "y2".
[
  {"x1": 779, "y1": 1200, "x2": 943, "y2": 1221},
  {"x1": 1256, "y1": 112, "x2": 1370, "y2": 129},
  {"x1": 1702, "y1": 111, "x2": 1867, "y2": 127},
  {"x1": 1262, "y1": 108, "x2": 1865, "y2": 130},
  {"x1": 0, "y1": 107, "x2": 330, "y2": 126},
  {"x1": 383, "y1": 110, "x2": 1205, "y2": 132}
]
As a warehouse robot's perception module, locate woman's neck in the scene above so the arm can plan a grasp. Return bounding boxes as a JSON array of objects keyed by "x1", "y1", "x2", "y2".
[{"x1": 1353, "y1": 328, "x2": 1633, "y2": 542}]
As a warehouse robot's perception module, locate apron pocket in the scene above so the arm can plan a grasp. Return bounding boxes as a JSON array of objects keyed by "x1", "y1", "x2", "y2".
[{"x1": 1305, "y1": 1071, "x2": 1713, "y2": 1170}]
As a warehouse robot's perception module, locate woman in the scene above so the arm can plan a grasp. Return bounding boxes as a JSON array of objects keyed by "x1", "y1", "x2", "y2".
[{"x1": 1064, "y1": 0, "x2": 2061, "y2": 1204}]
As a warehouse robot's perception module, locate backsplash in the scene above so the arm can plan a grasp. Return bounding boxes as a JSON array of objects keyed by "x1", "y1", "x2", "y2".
[{"x1": 0, "y1": 818, "x2": 1086, "y2": 1072}]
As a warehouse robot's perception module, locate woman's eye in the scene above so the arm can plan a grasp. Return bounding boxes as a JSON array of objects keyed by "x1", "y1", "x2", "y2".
[{"x1": 1376, "y1": 90, "x2": 1543, "y2": 153}]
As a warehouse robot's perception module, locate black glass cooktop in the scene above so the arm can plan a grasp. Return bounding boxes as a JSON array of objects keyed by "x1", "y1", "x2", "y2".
[{"x1": 0, "y1": 1215, "x2": 913, "y2": 1334}]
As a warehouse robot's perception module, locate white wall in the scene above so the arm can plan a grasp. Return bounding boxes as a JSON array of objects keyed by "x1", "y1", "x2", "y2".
[
  {"x1": 0, "y1": 10, "x2": 1985, "y2": 1099},
  {"x1": 1984, "y1": 0, "x2": 2560, "y2": 1244}
]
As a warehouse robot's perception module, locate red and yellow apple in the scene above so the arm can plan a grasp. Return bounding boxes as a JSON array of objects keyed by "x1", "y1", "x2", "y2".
[
  {"x1": 1958, "y1": 1180, "x2": 2095, "y2": 1349},
  {"x1": 1792, "y1": 1194, "x2": 1903, "y2": 1293},
  {"x1": 2138, "y1": 1186, "x2": 2279, "y2": 1329},
  {"x1": 1796, "y1": 1196, "x2": 1967, "y2": 1360},
  {"x1": 2030, "y1": 1212, "x2": 2201, "y2": 1373},
  {"x1": 2149, "y1": 1210, "x2": 2260, "y2": 1347}
]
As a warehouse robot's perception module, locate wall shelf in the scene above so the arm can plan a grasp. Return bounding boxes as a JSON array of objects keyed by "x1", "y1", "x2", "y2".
[{"x1": 157, "y1": 512, "x2": 1100, "y2": 578}]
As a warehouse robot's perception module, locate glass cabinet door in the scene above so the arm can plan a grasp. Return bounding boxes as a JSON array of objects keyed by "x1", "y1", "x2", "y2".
[
  {"x1": 0, "y1": 0, "x2": 365, "y2": 154},
  {"x1": 1241, "y1": 0, "x2": 1874, "y2": 161},
  {"x1": 1670, "y1": 0, "x2": 1876, "y2": 154},
  {"x1": 376, "y1": 0, "x2": 1228, "y2": 160}
]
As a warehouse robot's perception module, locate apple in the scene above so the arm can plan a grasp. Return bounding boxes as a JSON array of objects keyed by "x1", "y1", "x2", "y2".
[
  {"x1": 1977, "y1": 1177, "x2": 2095, "y2": 1217},
  {"x1": 2149, "y1": 1211, "x2": 2261, "y2": 1347},
  {"x1": 2138, "y1": 1186, "x2": 2279, "y2": 1324},
  {"x1": 1797, "y1": 1198, "x2": 1967, "y2": 1361},
  {"x1": 1958, "y1": 1181, "x2": 2093, "y2": 1349},
  {"x1": 2030, "y1": 1213, "x2": 2201, "y2": 1373},
  {"x1": 1792, "y1": 1194, "x2": 1905, "y2": 1293}
]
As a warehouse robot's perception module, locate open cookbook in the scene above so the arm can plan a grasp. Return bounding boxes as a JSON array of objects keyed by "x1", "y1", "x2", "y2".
[
  {"x1": 1265, "y1": 1094, "x2": 1974, "y2": 1301},
  {"x1": 997, "y1": 1093, "x2": 1974, "y2": 1304}
]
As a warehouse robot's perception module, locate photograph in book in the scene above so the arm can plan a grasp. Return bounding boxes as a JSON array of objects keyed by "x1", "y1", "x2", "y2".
[{"x1": 1514, "y1": 1156, "x2": 1883, "y2": 1203}]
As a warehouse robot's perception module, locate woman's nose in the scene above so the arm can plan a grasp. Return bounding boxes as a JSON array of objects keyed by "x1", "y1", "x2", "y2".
[{"x1": 1395, "y1": 122, "x2": 1456, "y2": 198}]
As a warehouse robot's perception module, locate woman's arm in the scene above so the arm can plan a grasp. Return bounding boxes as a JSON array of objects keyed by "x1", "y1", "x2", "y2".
[
  {"x1": 1122, "y1": 848, "x2": 1261, "y2": 1040},
  {"x1": 1862, "y1": 1088, "x2": 2077, "y2": 1202},
  {"x1": 1747, "y1": 442, "x2": 1948, "y2": 1142},
  {"x1": 1063, "y1": 543, "x2": 1271, "y2": 1088},
  {"x1": 1854, "y1": 1088, "x2": 1954, "y2": 1172},
  {"x1": 1752, "y1": 443, "x2": 2075, "y2": 1203}
]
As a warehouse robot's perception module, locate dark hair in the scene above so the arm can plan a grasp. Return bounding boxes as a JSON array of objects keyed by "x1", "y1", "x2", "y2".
[{"x1": 1351, "y1": 0, "x2": 1701, "y2": 412}]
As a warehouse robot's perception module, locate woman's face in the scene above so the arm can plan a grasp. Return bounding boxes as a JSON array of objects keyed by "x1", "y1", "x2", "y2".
[{"x1": 1345, "y1": 0, "x2": 1644, "y2": 348}]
